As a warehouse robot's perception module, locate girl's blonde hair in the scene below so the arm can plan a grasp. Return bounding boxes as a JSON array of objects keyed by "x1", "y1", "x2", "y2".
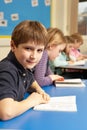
[{"x1": 46, "y1": 28, "x2": 65, "y2": 48}]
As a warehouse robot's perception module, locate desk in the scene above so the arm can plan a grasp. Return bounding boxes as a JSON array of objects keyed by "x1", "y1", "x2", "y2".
[
  {"x1": 55, "y1": 61, "x2": 87, "y2": 70},
  {"x1": 55, "y1": 61, "x2": 87, "y2": 79},
  {"x1": 0, "y1": 80, "x2": 87, "y2": 130}
]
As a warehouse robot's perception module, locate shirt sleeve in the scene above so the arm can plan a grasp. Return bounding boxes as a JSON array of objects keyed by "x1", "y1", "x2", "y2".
[
  {"x1": 34, "y1": 51, "x2": 53, "y2": 87},
  {"x1": 69, "y1": 48, "x2": 82, "y2": 61},
  {"x1": 53, "y1": 53, "x2": 68, "y2": 66}
]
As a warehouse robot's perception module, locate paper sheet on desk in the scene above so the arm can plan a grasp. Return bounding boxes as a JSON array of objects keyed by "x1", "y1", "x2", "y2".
[
  {"x1": 69, "y1": 60, "x2": 85, "y2": 66},
  {"x1": 34, "y1": 96, "x2": 77, "y2": 112}
]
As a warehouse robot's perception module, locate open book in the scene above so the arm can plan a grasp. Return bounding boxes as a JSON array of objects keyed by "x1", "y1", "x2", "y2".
[
  {"x1": 34, "y1": 96, "x2": 77, "y2": 112},
  {"x1": 55, "y1": 78, "x2": 85, "y2": 87},
  {"x1": 69, "y1": 60, "x2": 85, "y2": 66}
]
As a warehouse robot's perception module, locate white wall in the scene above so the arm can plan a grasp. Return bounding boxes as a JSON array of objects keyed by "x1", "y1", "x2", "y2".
[
  {"x1": 0, "y1": 38, "x2": 10, "y2": 60},
  {"x1": 51, "y1": 0, "x2": 78, "y2": 35},
  {"x1": 80, "y1": 36, "x2": 87, "y2": 54},
  {"x1": 51, "y1": 0, "x2": 67, "y2": 34}
]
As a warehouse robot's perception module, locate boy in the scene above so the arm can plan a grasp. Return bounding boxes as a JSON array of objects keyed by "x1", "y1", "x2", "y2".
[{"x1": 0, "y1": 20, "x2": 50, "y2": 120}]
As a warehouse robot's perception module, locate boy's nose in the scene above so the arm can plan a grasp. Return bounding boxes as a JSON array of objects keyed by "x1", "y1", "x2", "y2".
[{"x1": 30, "y1": 52, "x2": 37, "y2": 58}]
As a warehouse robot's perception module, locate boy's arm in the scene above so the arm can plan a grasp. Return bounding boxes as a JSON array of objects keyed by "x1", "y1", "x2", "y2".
[
  {"x1": 30, "y1": 80, "x2": 50, "y2": 98},
  {"x1": 0, "y1": 90, "x2": 50, "y2": 121},
  {"x1": 0, "y1": 81, "x2": 50, "y2": 121}
]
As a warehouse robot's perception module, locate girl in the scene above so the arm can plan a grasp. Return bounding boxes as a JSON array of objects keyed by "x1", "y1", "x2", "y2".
[
  {"x1": 52, "y1": 35, "x2": 74, "y2": 75},
  {"x1": 34, "y1": 28, "x2": 65, "y2": 86},
  {"x1": 70, "y1": 33, "x2": 87, "y2": 61}
]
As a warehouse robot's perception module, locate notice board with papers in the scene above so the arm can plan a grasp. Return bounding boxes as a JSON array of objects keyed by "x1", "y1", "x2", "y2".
[{"x1": 0, "y1": 0, "x2": 51, "y2": 36}]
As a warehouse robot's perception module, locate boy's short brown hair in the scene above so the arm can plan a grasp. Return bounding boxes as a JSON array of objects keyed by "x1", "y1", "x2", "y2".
[{"x1": 11, "y1": 20, "x2": 47, "y2": 47}]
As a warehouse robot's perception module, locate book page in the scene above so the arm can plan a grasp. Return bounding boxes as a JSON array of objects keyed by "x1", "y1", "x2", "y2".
[
  {"x1": 56, "y1": 78, "x2": 82, "y2": 84},
  {"x1": 69, "y1": 60, "x2": 85, "y2": 66},
  {"x1": 34, "y1": 96, "x2": 77, "y2": 112},
  {"x1": 55, "y1": 79, "x2": 85, "y2": 87}
]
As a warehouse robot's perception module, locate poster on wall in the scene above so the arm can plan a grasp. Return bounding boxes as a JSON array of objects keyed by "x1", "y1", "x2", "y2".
[{"x1": 0, "y1": 0, "x2": 51, "y2": 36}]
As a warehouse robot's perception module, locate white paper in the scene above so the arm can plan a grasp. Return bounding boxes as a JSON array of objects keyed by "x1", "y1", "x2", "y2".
[
  {"x1": 0, "y1": 12, "x2": 4, "y2": 20},
  {"x1": 4, "y1": 0, "x2": 12, "y2": 4},
  {"x1": 56, "y1": 78, "x2": 82, "y2": 84},
  {"x1": 69, "y1": 60, "x2": 85, "y2": 66},
  {"x1": 11, "y1": 13, "x2": 19, "y2": 21},
  {"x1": 0, "y1": 20, "x2": 7, "y2": 27},
  {"x1": 55, "y1": 79, "x2": 85, "y2": 87},
  {"x1": 31, "y1": 0, "x2": 38, "y2": 7},
  {"x1": 44, "y1": 0, "x2": 51, "y2": 6},
  {"x1": 34, "y1": 96, "x2": 77, "y2": 112}
]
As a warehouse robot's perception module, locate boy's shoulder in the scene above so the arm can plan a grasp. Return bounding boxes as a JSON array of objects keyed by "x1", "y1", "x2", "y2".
[{"x1": 0, "y1": 58, "x2": 17, "y2": 71}]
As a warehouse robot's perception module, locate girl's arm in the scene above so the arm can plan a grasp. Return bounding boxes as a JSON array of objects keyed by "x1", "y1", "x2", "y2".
[
  {"x1": 53, "y1": 54, "x2": 68, "y2": 66},
  {"x1": 34, "y1": 51, "x2": 53, "y2": 86}
]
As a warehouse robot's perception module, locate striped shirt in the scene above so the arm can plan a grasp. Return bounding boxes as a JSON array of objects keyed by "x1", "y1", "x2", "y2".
[{"x1": 33, "y1": 50, "x2": 53, "y2": 87}]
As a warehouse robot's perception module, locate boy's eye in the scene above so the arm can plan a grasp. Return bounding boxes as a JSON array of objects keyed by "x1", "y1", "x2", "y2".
[
  {"x1": 25, "y1": 47, "x2": 32, "y2": 50},
  {"x1": 37, "y1": 49, "x2": 44, "y2": 53}
]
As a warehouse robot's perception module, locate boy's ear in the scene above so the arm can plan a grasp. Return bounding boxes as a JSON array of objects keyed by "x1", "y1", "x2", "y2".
[{"x1": 10, "y1": 40, "x2": 16, "y2": 52}]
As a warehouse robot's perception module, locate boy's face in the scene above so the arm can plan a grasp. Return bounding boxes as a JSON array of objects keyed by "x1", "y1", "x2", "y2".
[{"x1": 11, "y1": 41, "x2": 44, "y2": 69}]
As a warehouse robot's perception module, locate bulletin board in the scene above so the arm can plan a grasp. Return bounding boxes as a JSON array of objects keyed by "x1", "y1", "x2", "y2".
[{"x1": 0, "y1": 0, "x2": 51, "y2": 36}]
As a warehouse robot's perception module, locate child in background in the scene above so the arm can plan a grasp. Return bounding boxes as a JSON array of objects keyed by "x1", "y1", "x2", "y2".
[
  {"x1": 34, "y1": 28, "x2": 65, "y2": 86},
  {"x1": 69, "y1": 33, "x2": 87, "y2": 79},
  {"x1": 0, "y1": 20, "x2": 50, "y2": 121},
  {"x1": 69, "y1": 33, "x2": 87, "y2": 61},
  {"x1": 52, "y1": 35, "x2": 74, "y2": 75}
]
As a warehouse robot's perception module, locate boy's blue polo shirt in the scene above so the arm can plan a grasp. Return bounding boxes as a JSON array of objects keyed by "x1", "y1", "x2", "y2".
[{"x1": 0, "y1": 51, "x2": 35, "y2": 101}]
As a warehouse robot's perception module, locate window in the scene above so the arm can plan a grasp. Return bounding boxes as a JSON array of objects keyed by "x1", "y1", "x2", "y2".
[{"x1": 78, "y1": 1, "x2": 87, "y2": 35}]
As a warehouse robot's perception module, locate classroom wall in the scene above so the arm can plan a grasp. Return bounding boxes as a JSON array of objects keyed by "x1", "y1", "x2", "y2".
[
  {"x1": 0, "y1": 38, "x2": 10, "y2": 60},
  {"x1": 0, "y1": 0, "x2": 51, "y2": 60},
  {"x1": 80, "y1": 36, "x2": 87, "y2": 54},
  {"x1": 0, "y1": 0, "x2": 87, "y2": 60},
  {"x1": 0, "y1": 0, "x2": 51, "y2": 35},
  {"x1": 51, "y1": 0, "x2": 78, "y2": 35}
]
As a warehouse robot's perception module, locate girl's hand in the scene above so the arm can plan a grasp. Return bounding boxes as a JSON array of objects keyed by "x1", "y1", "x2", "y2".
[
  {"x1": 49, "y1": 74, "x2": 64, "y2": 81},
  {"x1": 68, "y1": 60, "x2": 74, "y2": 64},
  {"x1": 57, "y1": 76, "x2": 64, "y2": 81}
]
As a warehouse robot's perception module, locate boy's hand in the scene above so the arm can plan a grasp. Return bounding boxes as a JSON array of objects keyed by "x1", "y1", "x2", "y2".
[
  {"x1": 38, "y1": 90, "x2": 50, "y2": 101},
  {"x1": 28, "y1": 92, "x2": 50, "y2": 106}
]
